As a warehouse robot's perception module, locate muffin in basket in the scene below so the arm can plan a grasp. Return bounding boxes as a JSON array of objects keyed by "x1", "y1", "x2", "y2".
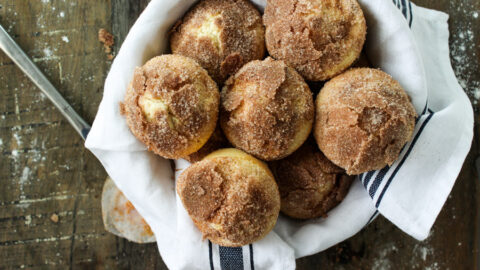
[
  {"x1": 177, "y1": 148, "x2": 280, "y2": 247},
  {"x1": 170, "y1": 0, "x2": 265, "y2": 84},
  {"x1": 121, "y1": 54, "x2": 219, "y2": 159}
]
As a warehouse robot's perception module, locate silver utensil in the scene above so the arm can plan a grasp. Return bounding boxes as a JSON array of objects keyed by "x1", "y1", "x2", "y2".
[{"x1": 0, "y1": 24, "x2": 90, "y2": 139}]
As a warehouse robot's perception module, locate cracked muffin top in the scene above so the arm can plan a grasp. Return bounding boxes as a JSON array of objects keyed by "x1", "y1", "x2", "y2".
[
  {"x1": 314, "y1": 68, "x2": 417, "y2": 175},
  {"x1": 120, "y1": 54, "x2": 219, "y2": 159},
  {"x1": 177, "y1": 148, "x2": 280, "y2": 246},
  {"x1": 263, "y1": 0, "x2": 366, "y2": 81},
  {"x1": 170, "y1": 0, "x2": 265, "y2": 84},
  {"x1": 220, "y1": 57, "x2": 314, "y2": 161}
]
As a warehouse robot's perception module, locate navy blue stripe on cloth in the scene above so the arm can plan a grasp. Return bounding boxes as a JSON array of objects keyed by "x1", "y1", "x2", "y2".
[
  {"x1": 400, "y1": 0, "x2": 408, "y2": 18},
  {"x1": 375, "y1": 112, "x2": 435, "y2": 207},
  {"x1": 249, "y1": 244, "x2": 254, "y2": 270},
  {"x1": 408, "y1": 0, "x2": 413, "y2": 27},
  {"x1": 368, "y1": 166, "x2": 390, "y2": 198},
  {"x1": 209, "y1": 241, "x2": 214, "y2": 270},
  {"x1": 366, "y1": 210, "x2": 379, "y2": 226},
  {"x1": 362, "y1": 171, "x2": 376, "y2": 189},
  {"x1": 393, "y1": 0, "x2": 413, "y2": 28},
  {"x1": 415, "y1": 103, "x2": 429, "y2": 124},
  {"x1": 219, "y1": 246, "x2": 244, "y2": 270}
]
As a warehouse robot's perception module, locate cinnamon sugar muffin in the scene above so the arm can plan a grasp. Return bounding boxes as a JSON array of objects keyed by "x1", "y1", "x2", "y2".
[
  {"x1": 269, "y1": 139, "x2": 354, "y2": 219},
  {"x1": 263, "y1": 0, "x2": 366, "y2": 81},
  {"x1": 314, "y1": 68, "x2": 417, "y2": 175},
  {"x1": 184, "y1": 125, "x2": 229, "y2": 163},
  {"x1": 170, "y1": 0, "x2": 265, "y2": 84},
  {"x1": 121, "y1": 55, "x2": 219, "y2": 159},
  {"x1": 177, "y1": 148, "x2": 280, "y2": 247},
  {"x1": 220, "y1": 58, "x2": 314, "y2": 161}
]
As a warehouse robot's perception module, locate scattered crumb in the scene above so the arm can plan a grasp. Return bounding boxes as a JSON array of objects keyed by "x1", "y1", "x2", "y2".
[
  {"x1": 24, "y1": 215, "x2": 32, "y2": 226},
  {"x1": 98, "y1": 28, "x2": 115, "y2": 59},
  {"x1": 61, "y1": 36, "x2": 69, "y2": 43},
  {"x1": 59, "y1": 11, "x2": 65, "y2": 18},
  {"x1": 50, "y1": 213, "x2": 59, "y2": 223}
]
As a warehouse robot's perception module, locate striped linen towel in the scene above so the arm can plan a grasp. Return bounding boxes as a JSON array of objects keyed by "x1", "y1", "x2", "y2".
[{"x1": 85, "y1": 0, "x2": 473, "y2": 269}]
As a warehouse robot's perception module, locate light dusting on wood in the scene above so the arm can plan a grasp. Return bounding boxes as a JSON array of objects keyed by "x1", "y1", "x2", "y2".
[{"x1": 450, "y1": 1, "x2": 479, "y2": 106}]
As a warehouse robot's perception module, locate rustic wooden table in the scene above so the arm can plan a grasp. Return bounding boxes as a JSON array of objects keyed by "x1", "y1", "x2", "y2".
[{"x1": 0, "y1": 0, "x2": 478, "y2": 269}]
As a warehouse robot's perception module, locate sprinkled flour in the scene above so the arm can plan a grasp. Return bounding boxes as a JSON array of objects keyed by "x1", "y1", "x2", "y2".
[{"x1": 450, "y1": 1, "x2": 479, "y2": 106}]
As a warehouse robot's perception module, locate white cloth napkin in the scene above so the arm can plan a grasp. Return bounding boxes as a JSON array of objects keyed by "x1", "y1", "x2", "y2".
[{"x1": 85, "y1": 0, "x2": 473, "y2": 269}]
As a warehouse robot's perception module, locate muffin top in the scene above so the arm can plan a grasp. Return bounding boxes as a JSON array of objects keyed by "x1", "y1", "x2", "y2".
[
  {"x1": 170, "y1": 0, "x2": 265, "y2": 84},
  {"x1": 314, "y1": 68, "x2": 417, "y2": 174},
  {"x1": 177, "y1": 148, "x2": 280, "y2": 246},
  {"x1": 121, "y1": 55, "x2": 219, "y2": 159},
  {"x1": 220, "y1": 57, "x2": 314, "y2": 161},
  {"x1": 264, "y1": 0, "x2": 366, "y2": 81}
]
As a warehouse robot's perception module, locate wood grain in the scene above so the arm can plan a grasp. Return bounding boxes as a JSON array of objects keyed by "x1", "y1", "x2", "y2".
[{"x1": 0, "y1": 0, "x2": 478, "y2": 269}]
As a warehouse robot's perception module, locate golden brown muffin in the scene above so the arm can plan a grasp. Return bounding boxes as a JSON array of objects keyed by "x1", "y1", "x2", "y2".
[
  {"x1": 314, "y1": 68, "x2": 417, "y2": 175},
  {"x1": 269, "y1": 139, "x2": 354, "y2": 219},
  {"x1": 220, "y1": 58, "x2": 314, "y2": 161},
  {"x1": 183, "y1": 125, "x2": 229, "y2": 163},
  {"x1": 177, "y1": 148, "x2": 280, "y2": 247},
  {"x1": 121, "y1": 55, "x2": 219, "y2": 159},
  {"x1": 170, "y1": 0, "x2": 265, "y2": 84},
  {"x1": 263, "y1": 0, "x2": 366, "y2": 81}
]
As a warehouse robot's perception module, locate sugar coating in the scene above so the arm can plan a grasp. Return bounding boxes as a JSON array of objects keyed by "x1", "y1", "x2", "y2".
[
  {"x1": 269, "y1": 138, "x2": 354, "y2": 219},
  {"x1": 263, "y1": 0, "x2": 366, "y2": 81},
  {"x1": 314, "y1": 68, "x2": 417, "y2": 175},
  {"x1": 177, "y1": 149, "x2": 280, "y2": 247},
  {"x1": 121, "y1": 55, "x2": 219, "y2": 159},
  {"x1": 220, "y1": 57, "x2": 314, "y2": 161},
  {"x1": 170, "y1": 0, "x2": 265, "y2": 84}
]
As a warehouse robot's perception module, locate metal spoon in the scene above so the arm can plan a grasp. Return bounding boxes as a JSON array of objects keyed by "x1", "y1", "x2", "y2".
[{"x1": 0, "y1": 24, "x2": 90, "y2": 139}]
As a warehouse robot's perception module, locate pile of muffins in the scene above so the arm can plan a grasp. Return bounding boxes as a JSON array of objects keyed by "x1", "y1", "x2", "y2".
[{"x1": 120, "y1": 0, "x2": 417, "y2": 247}]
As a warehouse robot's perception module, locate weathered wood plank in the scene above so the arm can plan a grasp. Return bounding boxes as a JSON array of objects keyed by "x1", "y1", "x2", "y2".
[{"x1": 0, "y1": 0, "x2": 124, "y2": 269}]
